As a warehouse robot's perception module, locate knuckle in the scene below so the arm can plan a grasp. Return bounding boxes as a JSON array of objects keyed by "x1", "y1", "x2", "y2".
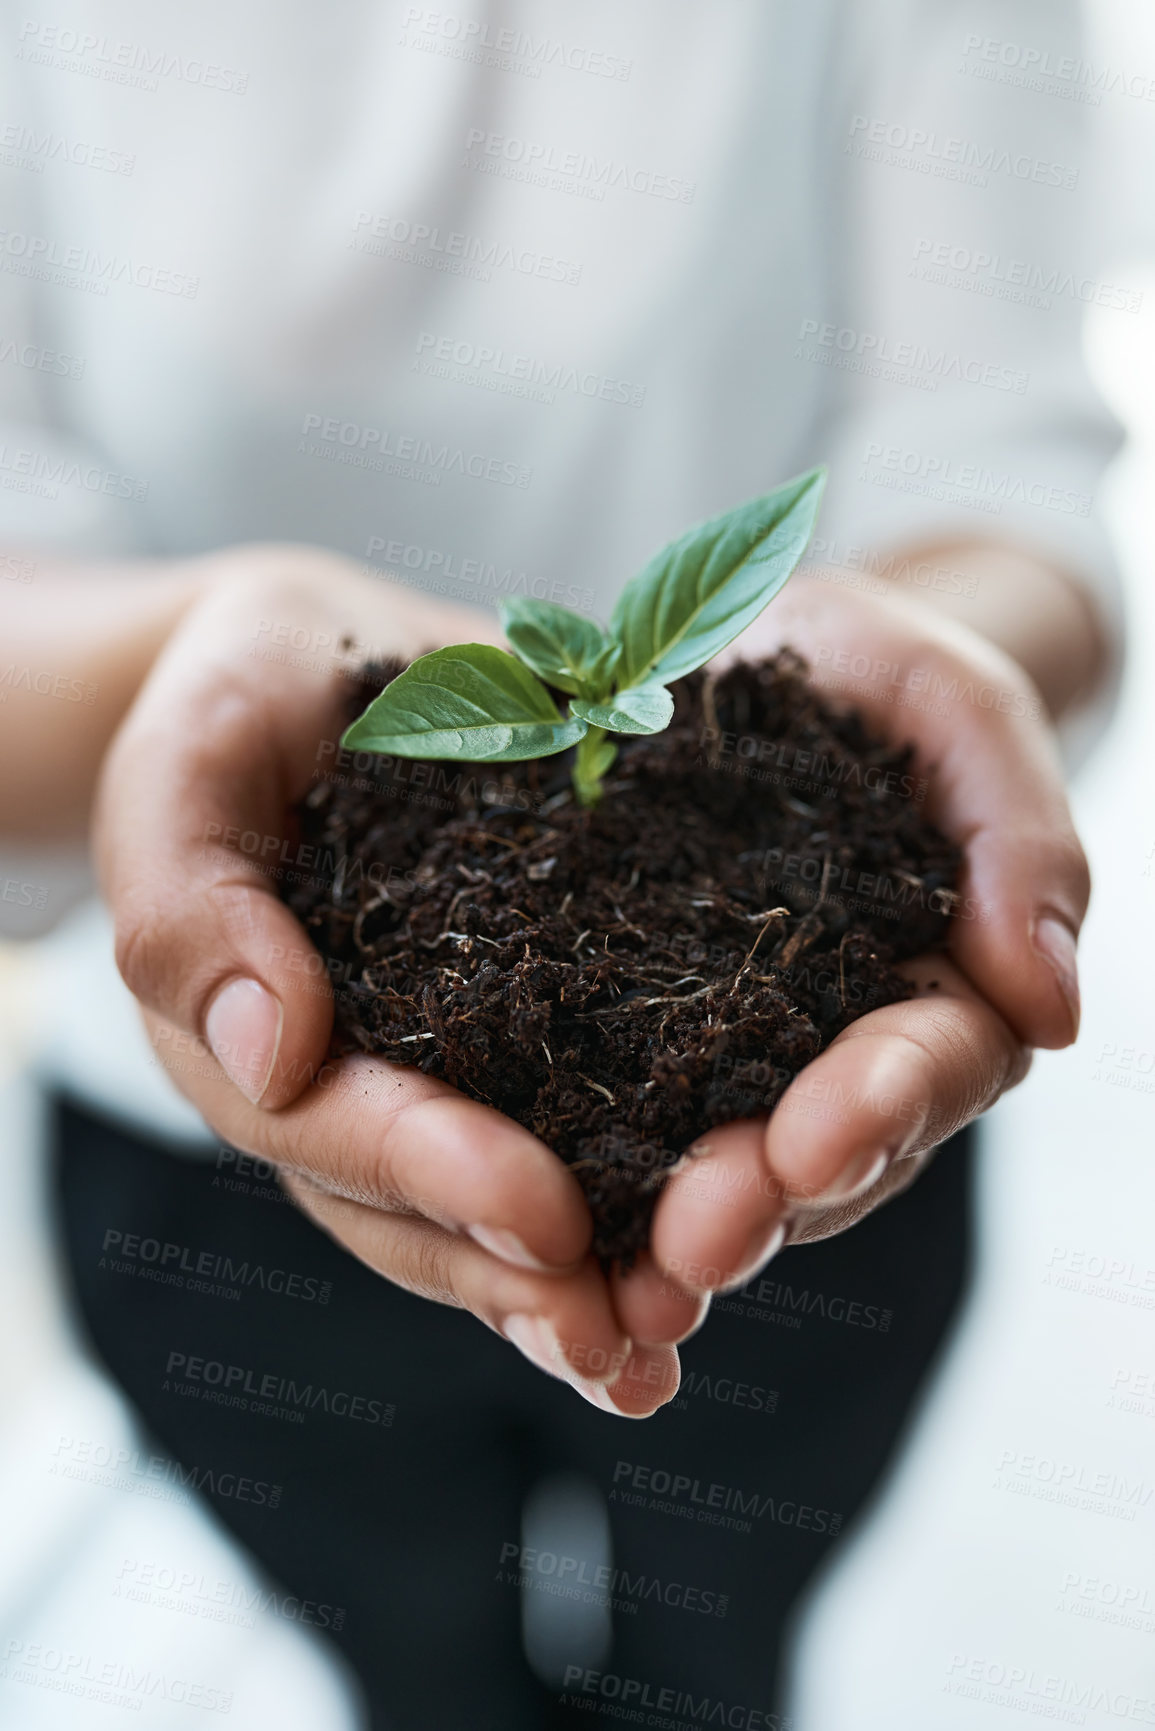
[
  {"x1": 398, "y1": 1225, "x2": 460, "y2": 1308},
  {"x1": 1005, "y1": 1043, "x2": 1034, "y2": 1093},
  {"x1": 114, "y1": 904, "x2": 175, "y2": 1011},
  {"x1": 185, "y1": 666, "x2": 267, "y2": 765},
  {"x1": 1056, "y1": 835, "x2": 1091, "y2": 910},
  {"x1": 204, "y1": 873, "x2": 267, "y2": 948},
  {"x1": 788, "y1": 1150, "x2": 925, "y2": 1247},
  {"x1": 222, "y1": 547, "x2": 355, "y2": 625},
  {"x1": 114, "y1": 879, "x2": 257, "y2": 1030}
]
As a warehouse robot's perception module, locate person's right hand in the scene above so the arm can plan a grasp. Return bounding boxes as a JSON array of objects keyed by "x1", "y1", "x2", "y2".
[{"x1": 94, "y1": 545, "x2": 700, "y2": 1418}]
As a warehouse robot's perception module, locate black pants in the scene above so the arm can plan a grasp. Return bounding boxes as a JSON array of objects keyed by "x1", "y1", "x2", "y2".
[{"x1": 53, "y1": 1098, "x2": 972, "y2": 1729}]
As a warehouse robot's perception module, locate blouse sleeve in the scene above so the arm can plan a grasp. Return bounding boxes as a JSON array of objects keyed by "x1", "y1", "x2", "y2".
[{"x1": 812, "y1": 0, "x2": 1126, "y2": 706}]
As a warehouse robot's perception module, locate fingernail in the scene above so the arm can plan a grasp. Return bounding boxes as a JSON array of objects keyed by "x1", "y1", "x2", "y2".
[
  {"x1": 467, "y1": 1224, "x2": 551, "y2": 1271},
  {"x1": 676, "y1": 1291, "x2": 713, "y2": 1342},
  {"x1": 1031, "y1": 914, "x2": 1081, "y2": 1040},
  {"x1": 572, "y1": 1379, "x2": 655, "y2": 1419},
  {"x1": 570, "y1": 1345, "x2": 676, "y2": 1417},
  {"x1": 503, "y1": 1313, "x2": 564, "y2": 1379},
  {"x1": 813, "y1": 1149, "x2": 889, "y2": 1206},
  {"x1": 205, "y1": 977, "x2": 283, "y2": 1105},
  {"x1": 719, "y1": 1220, "x2": 787, "y2": 1293}
]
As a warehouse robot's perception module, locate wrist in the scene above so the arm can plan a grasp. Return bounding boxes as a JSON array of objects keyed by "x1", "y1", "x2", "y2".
[
  {"x1": 869, "y1": 541, "x2": 1107, "y2": 722},
  {"x1": 0, "y1": 554, "x2": 209, "y2": 840}
]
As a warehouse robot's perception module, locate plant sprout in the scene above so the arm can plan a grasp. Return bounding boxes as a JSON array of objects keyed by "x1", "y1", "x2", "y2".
[{"x1": 343, "y1": 467, "x2": 826, "y2": 807}]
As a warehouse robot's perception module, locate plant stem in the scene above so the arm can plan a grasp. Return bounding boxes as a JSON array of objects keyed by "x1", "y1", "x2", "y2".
[{"x1": 573, "y1": 725, "x2": 612, "y2": 808}]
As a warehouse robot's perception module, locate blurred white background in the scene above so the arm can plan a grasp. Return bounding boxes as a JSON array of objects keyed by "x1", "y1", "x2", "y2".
[
  {"x1": 1, "y1": 2, "x2": 1154, "y2": 1726},
  {"x1": 788, "y1": 1, "x2": 1155, "y2": 1720}
]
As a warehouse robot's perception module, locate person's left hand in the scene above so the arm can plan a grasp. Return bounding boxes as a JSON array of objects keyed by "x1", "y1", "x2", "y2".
[{"x1": 643, "y1": 574, "x2": 1084, "y2": 1304}]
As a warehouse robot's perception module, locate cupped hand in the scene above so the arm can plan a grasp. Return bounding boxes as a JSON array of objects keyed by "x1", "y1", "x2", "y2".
[
  {"x1": 650, "y1": 575, "x2": 1086, "y2": 1295},
  {"x1": 95, "y1": 550, "x2": 1086, "y2": 1415},
  {"x1": 94, "y1": 546, "x2": 697, "y2": 1420}
]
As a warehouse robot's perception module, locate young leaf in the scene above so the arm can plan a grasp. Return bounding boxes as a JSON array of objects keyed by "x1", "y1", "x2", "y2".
[
  {"x1": 498, "y1": 597, "x2": 610, "y2": 697},
  {"x1": 570, "y1": 684, "x2": 674, "y2": 736},
  {"x1": 341, "y1": 644, "x2": 588, "y2": 761},
  {"x1": 608, "y1": 467, "x2": 826, "y2": 689}
]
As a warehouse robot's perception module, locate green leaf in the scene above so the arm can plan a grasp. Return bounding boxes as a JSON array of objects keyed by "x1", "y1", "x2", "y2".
[
  {"x1": 498, "y1": 597, "x2": 610, "y2": 697},
  {"x1": 341, "y1": 644, "x2": 589, "y2": 761},
  {"x1": 570, "y1": 684, "x2": 674, "y2": 736},
  {"x1": 609, "y1": 467, "x2": 826, "y2": 688}
]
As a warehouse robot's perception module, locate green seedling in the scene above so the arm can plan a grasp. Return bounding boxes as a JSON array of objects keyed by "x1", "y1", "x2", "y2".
[{"x1": 343, "y1": 467, "x2": 826, "y2": 807}]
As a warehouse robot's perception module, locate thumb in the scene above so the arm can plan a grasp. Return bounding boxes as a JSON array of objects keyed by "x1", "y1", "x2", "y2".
[{"x1": 94, "y1": 592, "x2": 344, "y2": 1110}]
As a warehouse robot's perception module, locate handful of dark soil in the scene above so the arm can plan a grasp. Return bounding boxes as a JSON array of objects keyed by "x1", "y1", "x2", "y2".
[{"x1": 282, "y1": 653, "x2": 959, "y2": 1265}]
